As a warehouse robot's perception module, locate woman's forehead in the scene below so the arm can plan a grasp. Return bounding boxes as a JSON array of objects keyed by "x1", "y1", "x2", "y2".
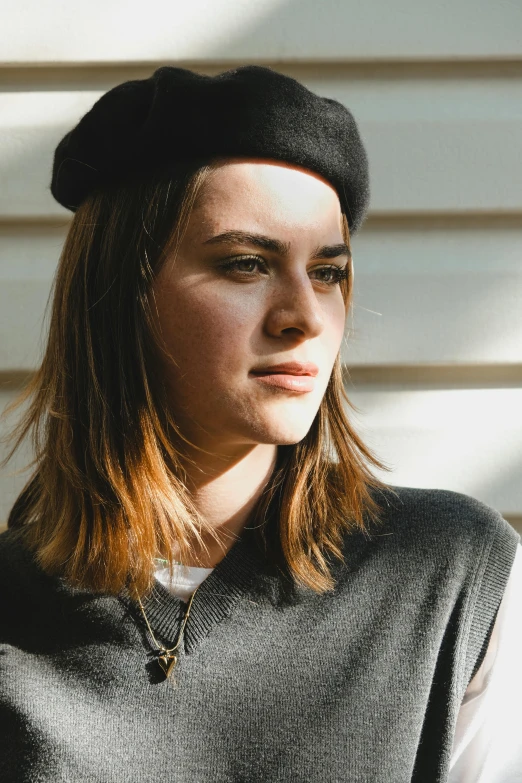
[
  {"x1": 192, "y1": 158, "x2": 343, "y2": 231},
  {"x1": 204, "y1": 157, "x2": 339, "y2": 196}
]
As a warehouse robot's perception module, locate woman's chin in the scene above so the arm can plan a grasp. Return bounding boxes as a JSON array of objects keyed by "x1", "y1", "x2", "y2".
[{"x1": 245, "y1": 417, "x2": 317, "y2": 446}]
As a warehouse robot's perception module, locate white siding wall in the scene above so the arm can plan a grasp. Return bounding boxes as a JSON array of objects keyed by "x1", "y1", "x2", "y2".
[{"x1": 1, "y1": 0, "x2": 521, "y2": 531}]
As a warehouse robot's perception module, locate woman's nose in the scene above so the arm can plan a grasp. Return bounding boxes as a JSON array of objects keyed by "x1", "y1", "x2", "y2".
[{"x1": 263, "y1": 276, "x2": 325, "y2": 340}]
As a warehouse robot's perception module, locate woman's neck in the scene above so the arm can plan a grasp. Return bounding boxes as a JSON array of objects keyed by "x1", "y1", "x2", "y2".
[{"x1": 169, "y1": 442, "x2": 277, "y2": 568}]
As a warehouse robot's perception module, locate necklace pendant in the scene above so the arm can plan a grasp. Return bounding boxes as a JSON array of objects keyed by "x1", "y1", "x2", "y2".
[{"x1": 157, "y1": 653, "x2": 177, "y2": 678}]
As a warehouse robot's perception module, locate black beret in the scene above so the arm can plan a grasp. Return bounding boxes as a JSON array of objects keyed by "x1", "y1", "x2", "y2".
[{"x1": 50, "y1": 65, "x2": 370, "y2": 232}]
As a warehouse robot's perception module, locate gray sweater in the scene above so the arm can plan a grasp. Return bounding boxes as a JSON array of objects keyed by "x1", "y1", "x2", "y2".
[{"x1": 0, "y1": 485, "x2": 519, "y2": 783}]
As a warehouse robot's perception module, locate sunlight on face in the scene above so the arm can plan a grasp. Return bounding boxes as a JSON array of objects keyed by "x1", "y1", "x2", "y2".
[{"x1": 152, "y1": 159, "x2": 349, "y2": 452}]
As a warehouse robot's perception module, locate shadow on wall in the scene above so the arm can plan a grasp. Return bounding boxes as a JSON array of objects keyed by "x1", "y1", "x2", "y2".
[{"x1": 3, "y1": 0, "x2": 522, "y2": 64}]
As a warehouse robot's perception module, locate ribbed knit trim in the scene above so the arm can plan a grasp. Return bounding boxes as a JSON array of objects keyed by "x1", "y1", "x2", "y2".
[
  {"x1": 119, "y1": 525, "x2": 264, "y2": 655},
  {"x1": 464, "y1": 515, "x2": 519, "y2": 685}
]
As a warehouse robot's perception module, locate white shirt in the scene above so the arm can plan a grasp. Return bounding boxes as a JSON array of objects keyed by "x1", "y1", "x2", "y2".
[
  {"x1": 154, "y1": 542, "x2": 522, "y2": 782},
  {"x1": 448, "y1": 542, "x2": 522, "y2": 782}
]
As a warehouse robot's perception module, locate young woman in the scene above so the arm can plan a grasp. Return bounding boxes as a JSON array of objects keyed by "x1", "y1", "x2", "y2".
[{"x1": 1, "y1": 65, "x2": 520, "y2": 782}]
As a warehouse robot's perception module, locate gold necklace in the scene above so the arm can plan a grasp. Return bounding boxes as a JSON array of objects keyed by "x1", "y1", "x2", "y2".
[{"x1": 136, "y1": 585, "x2": 200, "y2": 679}]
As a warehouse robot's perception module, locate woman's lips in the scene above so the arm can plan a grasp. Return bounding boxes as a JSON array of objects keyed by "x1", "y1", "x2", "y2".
[{"x1": 250, "y1": 372, "x2": 315, "y2": 392}]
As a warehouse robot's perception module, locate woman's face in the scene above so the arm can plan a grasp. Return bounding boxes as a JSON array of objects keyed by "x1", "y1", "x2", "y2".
[{"x1": 152, "y1": 159, "x2": 349, "y2": 453}]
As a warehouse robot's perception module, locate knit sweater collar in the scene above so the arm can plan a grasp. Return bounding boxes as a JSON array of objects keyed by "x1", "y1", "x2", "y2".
[{"x1": 118, "y1": 524, "x2": 266, "y2": 654}]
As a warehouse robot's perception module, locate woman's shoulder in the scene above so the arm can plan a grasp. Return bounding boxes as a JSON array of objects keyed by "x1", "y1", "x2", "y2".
[
  {"x1": 363, "y1": 484, "x2": 520, "y2": 685},
  {"x1": 374, "y1": 485, "x2": 509, "y2": 535},
  {"x1": 369, "y1": 483, "x2": 518, "y2": 550},
  {"x1": 0, "y1": 526, "x2": 59, "y2": 608},
  {"x1": 0, "y1": 526, "x2": 30, "y2": 579}
]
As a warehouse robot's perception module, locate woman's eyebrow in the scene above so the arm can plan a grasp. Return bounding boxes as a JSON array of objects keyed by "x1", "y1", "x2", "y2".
[{"x1": 202, "y1": 230, "x2": 351, "y2": 259}]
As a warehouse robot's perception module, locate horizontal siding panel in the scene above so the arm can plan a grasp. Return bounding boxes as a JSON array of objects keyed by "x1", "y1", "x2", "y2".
[
  {"x1": 345, "y1": 268, "x2": 522, "y2": 365},
  {"x1": 2, "y1": 73, "x2": 522, "y2": 217},
  {"x1": 2, "y1": 222, "x2": 522, "y2": 371},
  {"x1": 2, "y1": 386, "x2": 521, "y2": 524},
  {"x1": 345, "y1": 221, "x2": 522, "y2": 365},
  {"x1": 0, "y1": 280, "x2": 51, "y2": 369},
  {"x1": 347, "y1": 385, "x2": 522, "y2": 516},
  {"x1": 1, "y1": 0, "x2": 522, "y2": 64},
  {"x1": 0, "y1": 223, "x2": 64, "y2": 278}
]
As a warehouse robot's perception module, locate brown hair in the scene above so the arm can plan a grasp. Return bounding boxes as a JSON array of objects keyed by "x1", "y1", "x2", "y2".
[{"x1": 1, "y1": 160, "x2": 392, "y2": 599}]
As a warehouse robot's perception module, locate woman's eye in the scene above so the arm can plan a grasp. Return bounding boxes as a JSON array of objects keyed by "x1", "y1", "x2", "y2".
[
  {"x1": 221, "y1": 256, "x2": 262, "y2": 275},
  {"x1": 313, "y1": 266, "x2": 349, "y2": 286},
  {"x1": 219, "y1": 255, "x2": 348, "y2": 286}
]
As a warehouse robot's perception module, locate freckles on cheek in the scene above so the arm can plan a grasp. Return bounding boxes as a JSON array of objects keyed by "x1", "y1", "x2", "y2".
[
  {"x1": 159, "y1": 284, "x2": 255, "y2": 362},
  {"x1": 192, "y1": 288, "x2": 253, "y2": 335}
]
